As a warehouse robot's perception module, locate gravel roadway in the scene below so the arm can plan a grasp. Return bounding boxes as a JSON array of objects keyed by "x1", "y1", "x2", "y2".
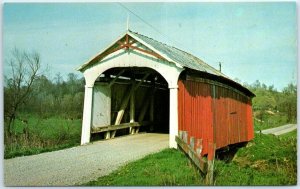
[{"x1": 4, "y1": 133, "x2": 169, "y2": 186}]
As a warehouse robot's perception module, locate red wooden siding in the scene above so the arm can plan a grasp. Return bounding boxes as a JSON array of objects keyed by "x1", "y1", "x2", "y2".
[{"x1": 178, "y1": 79, "x2": 254, "y2": 157}]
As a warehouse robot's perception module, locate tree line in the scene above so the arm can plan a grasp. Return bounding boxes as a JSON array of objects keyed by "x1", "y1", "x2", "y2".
[
  {"x1": 243, "y1": 80, "x2": 297, "y2": 123},
  {"x1": 4, "y1": 49, "x2": 297, "y2": 141},
  {"x1": 4, "y1": 49, "x2": 85, "y2": 141}
]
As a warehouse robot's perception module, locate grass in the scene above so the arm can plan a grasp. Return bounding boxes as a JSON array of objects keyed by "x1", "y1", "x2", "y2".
[
  {"x1": 214, "y1": 132, "x2": 297, "y2": 185},
  {"x1": 279, "y1": 130, "x2": 297, "y2": 139},
  {"x1": 85, "y1": 148, "x2": 204, "y2": 186},
  {"x1": 4, "y1": 112, "x2": 297, "y2": 185},
  {"x1": 86, "y1": 131, "x2": 297, "y2": 186},
  {"x1": 4, "y1": 113, "x2": 82, "y2": 159}
]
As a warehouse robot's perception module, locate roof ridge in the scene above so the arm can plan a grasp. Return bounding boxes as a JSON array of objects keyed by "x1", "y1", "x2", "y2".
[
  {"x1": 129, "y1": 30, "x2": 171, "y2": 49},
  {"x1": 129, "y1": 30, "x2": 224, "y2": 76}
]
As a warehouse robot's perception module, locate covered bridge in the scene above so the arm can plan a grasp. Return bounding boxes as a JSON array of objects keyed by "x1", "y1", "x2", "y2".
[{"x1": 77, "y1": 30, "x2": 255, "y2": 167}]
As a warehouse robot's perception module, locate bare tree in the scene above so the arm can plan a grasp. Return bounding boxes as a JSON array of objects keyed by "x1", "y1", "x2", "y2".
[{"x1": 4, "y1": 48, "x2": 41, "y2": 140}]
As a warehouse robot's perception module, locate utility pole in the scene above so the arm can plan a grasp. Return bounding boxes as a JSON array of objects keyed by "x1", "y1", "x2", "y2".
[{"x1": 126, "y1": 13, "x2": 129, "y2": 31}]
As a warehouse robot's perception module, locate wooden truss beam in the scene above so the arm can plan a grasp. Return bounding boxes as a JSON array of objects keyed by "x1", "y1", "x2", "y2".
[
  {"x1": 128, "y1": 45, "x2": 167, "y2": 61},
  {"x1": 108, "y1": 69, "x2": 125, "y2": 88},
  {"x1": 114, "y1": 73, "x2": 150, "y2": 125},
  {"x1": 89, "y1": 34, "x2": 166, "y2": 68},
  {"x1": 111, "y1": 73, "x2": 151, "y2": 138},
  {"x1": 117, "y1": 39, "x2": 136, "y2": 48}
]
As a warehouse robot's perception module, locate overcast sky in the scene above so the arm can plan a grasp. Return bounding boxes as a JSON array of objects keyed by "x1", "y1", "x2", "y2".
[{"x1": 3, "y1": 2, "x2": 297, "y2": 91}]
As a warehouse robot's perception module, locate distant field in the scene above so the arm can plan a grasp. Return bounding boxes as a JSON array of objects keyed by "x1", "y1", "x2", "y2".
[
  {"x1": 254, "y1": 113, "x2": 291, "y2": 131},
  {"x1": 4, "y1": 114, "x2": 81, "y2": 159},
  {"x1": 86, "y1": 131, "x2": 297, "y2": 186}
]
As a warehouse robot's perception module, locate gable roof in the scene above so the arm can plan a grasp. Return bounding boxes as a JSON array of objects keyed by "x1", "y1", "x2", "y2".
[
  {"x1": 77, "y1": 30, "x2": 226, "y2": 78},
  {"x1": 77, "y1": 30, "x2": 254, "y2": 97},
  {"x1": 128, "y1": 30, "x2": 228, "y2": 78}
]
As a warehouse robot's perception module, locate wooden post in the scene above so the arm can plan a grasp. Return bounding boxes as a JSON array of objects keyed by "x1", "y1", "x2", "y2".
[
  {"x1": 189, "y1": 137, "x2": 195, "y2": 150},
  {"x1": 104, "y1": 131, "x2": 110, "y2": 139},
  {"x1": 136, "y1": 88, "x2": 155, "y2": 133},
  {"x1": 112, "y1": 73, "x2": 150, "y2": 138},
  {"x1": 111, "y1": 84, "x2": 133, "y2": 138},
  {"x1": 206, "y1": 83, "x2": 217, "y2": 185},
  {"x1": 136, "y1": 99, "x2": 150, "y2": 134},
  {"x1": 195, "y1": 138, "x2": 203, "y2": 157},
  {"x1": 206, "y1": 142, "x2": 216, "y2": 185},
  {"x1": 169, "y1": 87, "x2": 179, "y2": 148},
  {"x1": 149, "y1": 91, "x2": 154, "y2": 132},
  {"x1": 129, "y1": 87, "x2": 135, "y2": 134},
  {"x1": 182, "y1": 131, "x2": 188, "y2": 143}
]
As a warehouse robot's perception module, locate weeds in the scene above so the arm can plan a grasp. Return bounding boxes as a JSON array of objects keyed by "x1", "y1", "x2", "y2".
[
  {"x1": 214, "y1": 132, "x2": 297, "y2": 185},
  {"x1": 4, "y1": 114, "x2": 81, "y2": 159}
]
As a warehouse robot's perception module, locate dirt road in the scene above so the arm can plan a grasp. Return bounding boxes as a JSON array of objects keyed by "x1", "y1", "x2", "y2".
[
  {"x1": 260, "y1": 124, "x2": 297, "y2": 136},
  {"x1": 4, "y1": 133, "x2": 169, "y2": 186}
]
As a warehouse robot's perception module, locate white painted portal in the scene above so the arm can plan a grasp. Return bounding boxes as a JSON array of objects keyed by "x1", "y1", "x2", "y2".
[
  {"x1": 81, "y1": 86, "x2": 93, "y2": 144},
  {"x1": 80, "y1": 49, "x2": 183, "y2": 148}
]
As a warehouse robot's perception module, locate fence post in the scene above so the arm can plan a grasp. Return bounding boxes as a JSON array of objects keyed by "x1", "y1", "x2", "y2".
[{"x1": 206, "y1": 142, "x2": 216, "y2": 185}]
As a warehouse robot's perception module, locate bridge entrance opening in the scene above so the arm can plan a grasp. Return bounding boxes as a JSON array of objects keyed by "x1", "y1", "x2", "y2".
[{"x1": 90, "y1": 67, "x2": 169, "y2": 141}]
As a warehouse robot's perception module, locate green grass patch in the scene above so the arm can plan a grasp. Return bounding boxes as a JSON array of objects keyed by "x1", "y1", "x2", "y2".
[
  {"x1": 279, "y1": 130, "x2": 297, "y2": 139},
  {"x1": 4, "y1": 113, "x2": 81, "y2": 159},
  {"x1": 85, "y1": 149, "x2": 204, "y2": 186},
  {"x1": 85, "y1": 132, "x2": 297, "y2": 186},
  {"x1": 214, "y1": 132, "x2": 297, "y2": 185}
]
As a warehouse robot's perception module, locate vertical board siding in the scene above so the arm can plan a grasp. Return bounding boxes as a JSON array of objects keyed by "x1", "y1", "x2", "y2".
[
  {"x1": 178, "y1": 79, "x2": 254, "y2": 156},
  {"x1": 178, "y1": 80, "x2": 213, "y2": 155}
]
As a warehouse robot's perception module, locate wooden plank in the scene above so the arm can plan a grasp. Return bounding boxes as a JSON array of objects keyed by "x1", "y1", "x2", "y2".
[
  {"x1": 92, "y1": 122, "x2": 140, "y2": 133},
  {"x1": 175, "y1": 136, "x2": 207, "y2": 173},
  {"x1": 92, "y1": 121, "x2": 152, "y2": 134}
]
